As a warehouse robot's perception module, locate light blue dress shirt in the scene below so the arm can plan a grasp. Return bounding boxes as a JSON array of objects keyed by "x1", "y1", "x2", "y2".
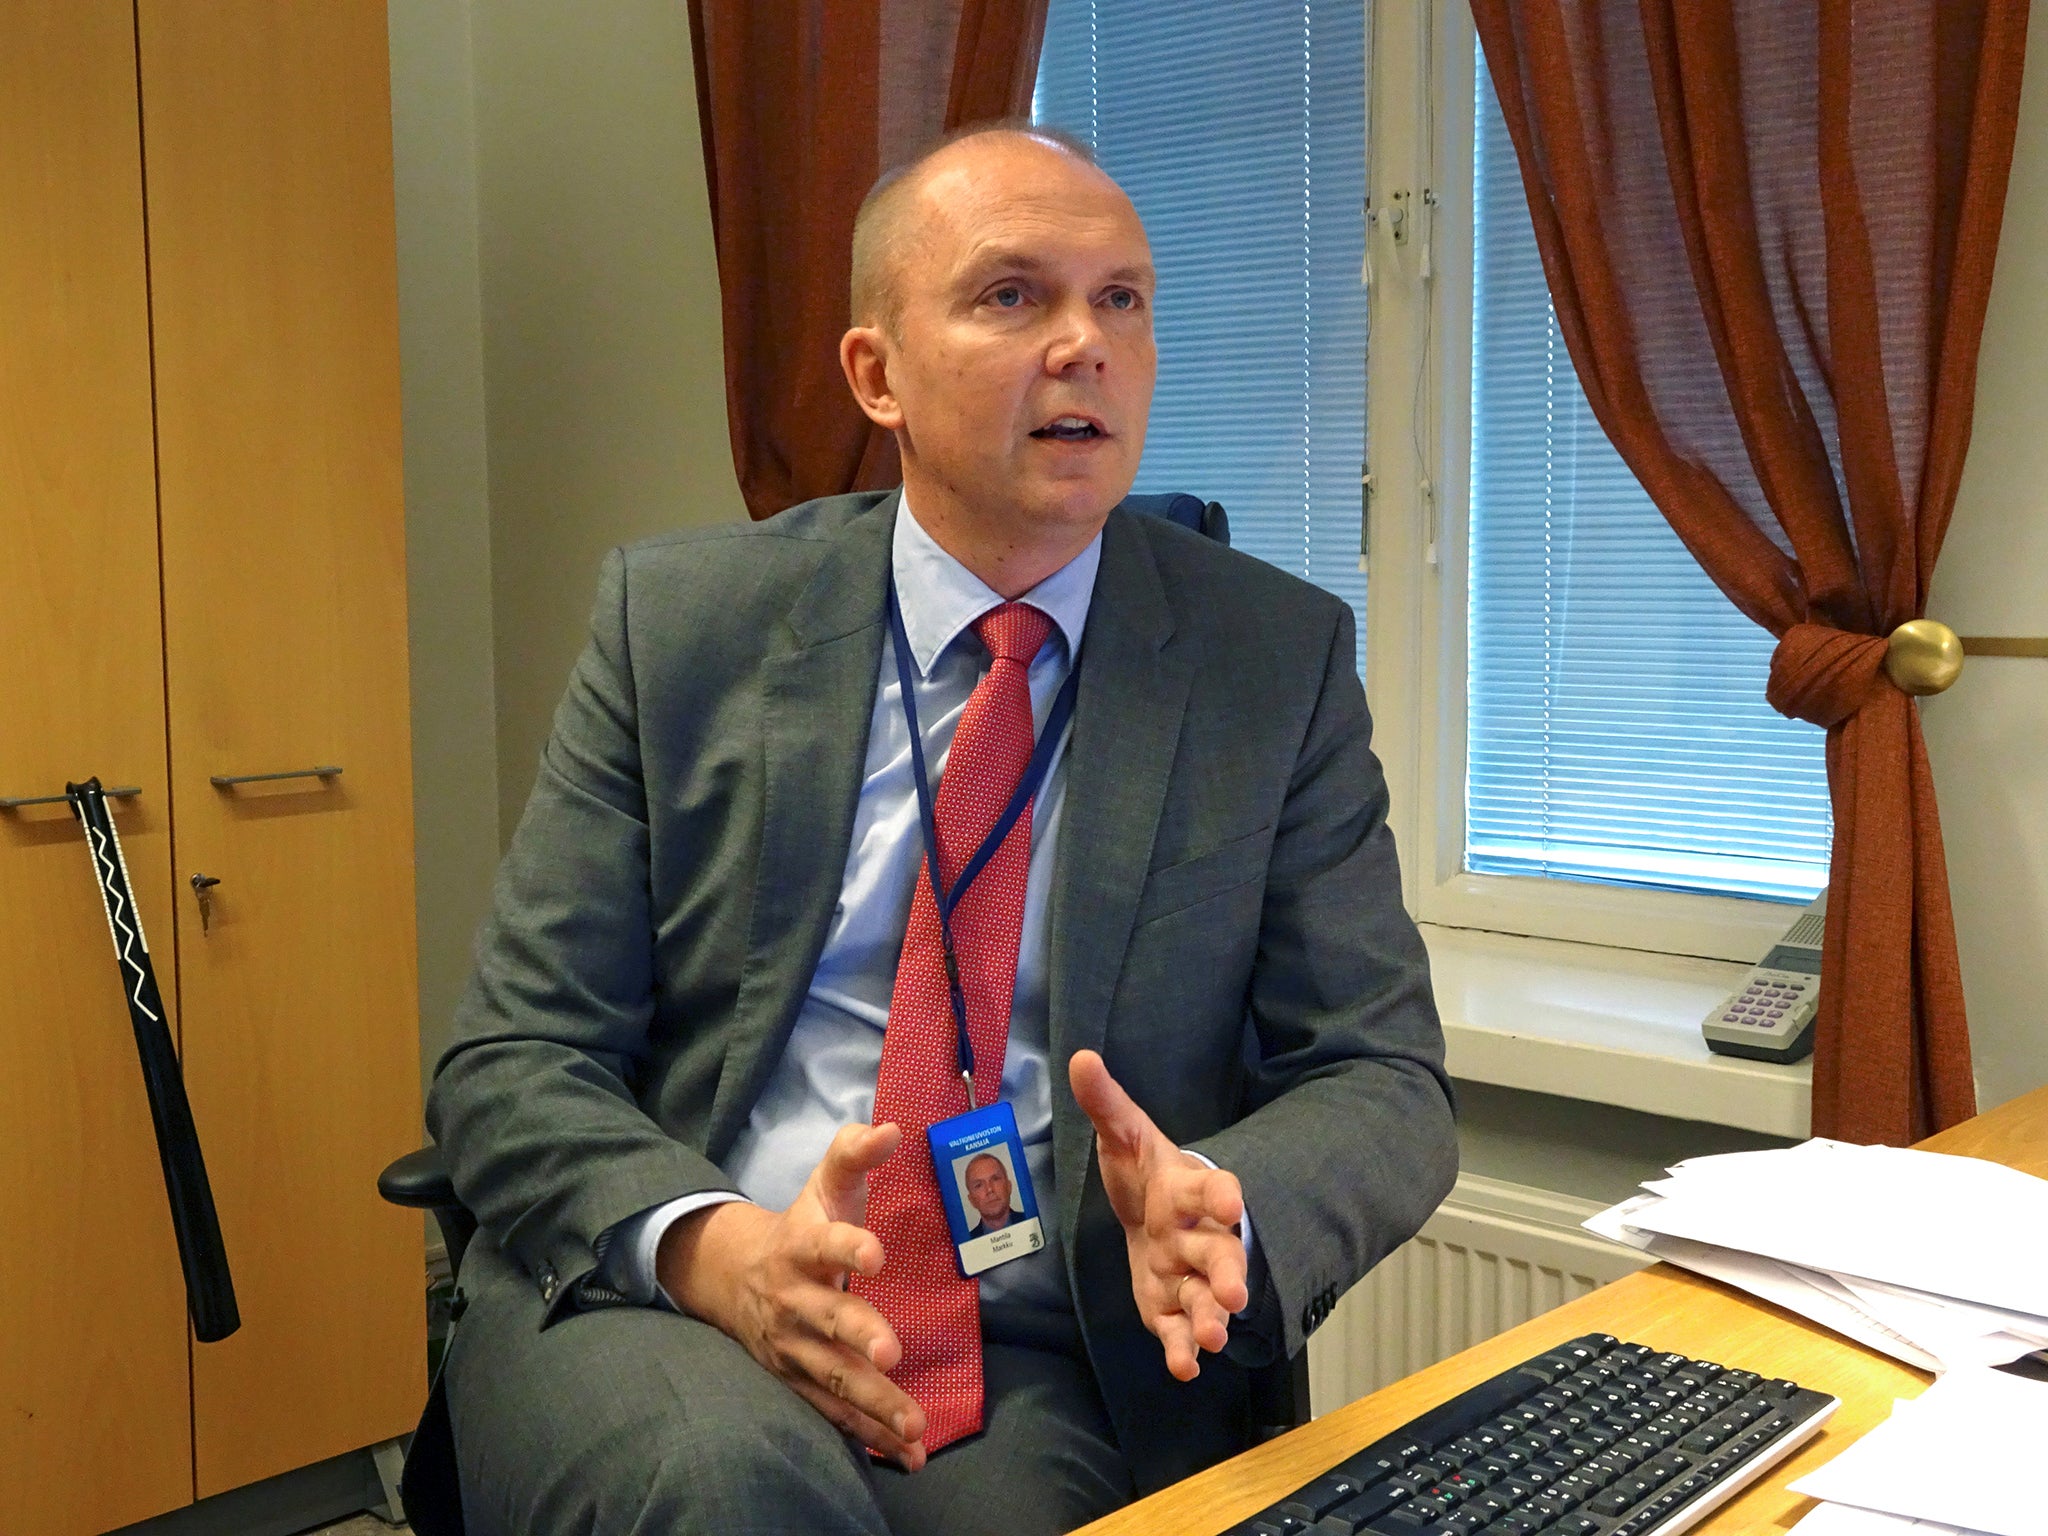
[{"x1": 602, "y1": 498, "x2": 1249, "y2": 1316}]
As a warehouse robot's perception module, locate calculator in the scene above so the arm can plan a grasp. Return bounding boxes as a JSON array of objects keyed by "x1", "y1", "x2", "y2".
[{"x1": 1700, "y1": 898, "x2": 1823, "y2": 1064}]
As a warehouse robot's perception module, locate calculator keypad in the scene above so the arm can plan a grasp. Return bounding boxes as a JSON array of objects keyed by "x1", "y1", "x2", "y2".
[{"x1": 1717, "y1": 971, "x2": 1815, "y2": 1030}]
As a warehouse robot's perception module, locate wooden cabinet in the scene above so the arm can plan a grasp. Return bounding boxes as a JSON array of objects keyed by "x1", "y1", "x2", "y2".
[{"x1": 0, "y1": 4, "x2": 423, "y2": 1530}]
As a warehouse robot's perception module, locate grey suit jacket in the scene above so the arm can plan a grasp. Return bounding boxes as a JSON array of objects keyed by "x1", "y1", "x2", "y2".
[{"x1": 428, "y1": 491, "x2": 1457, "y2": 1492}]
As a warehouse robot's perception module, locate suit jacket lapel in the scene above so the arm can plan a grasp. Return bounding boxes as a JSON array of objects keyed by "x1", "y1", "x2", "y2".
[
  {"x1": 707, "y1": 495, "x2": 896, "y2": 1158},
  {"x1": 1048, "y1": 509, "x2": 1192, "y2": 1257}
]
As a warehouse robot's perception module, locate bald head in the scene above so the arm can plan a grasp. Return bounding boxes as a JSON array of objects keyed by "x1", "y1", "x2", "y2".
[
  {"x1": 835, "y1": 117, "x2": 1155, "y2": 595},
  {"x1": 850, "y1": 124, "x2": 1111, "y2": 332},
  {"x1": 964, "y1": 1152, "x2": 1014, "y2": 1225}
]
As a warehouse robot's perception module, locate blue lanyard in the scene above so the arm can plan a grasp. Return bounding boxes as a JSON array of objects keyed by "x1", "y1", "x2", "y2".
[{"x1": 888, "y1": 582, "x2": 1081, "y2": 1106}]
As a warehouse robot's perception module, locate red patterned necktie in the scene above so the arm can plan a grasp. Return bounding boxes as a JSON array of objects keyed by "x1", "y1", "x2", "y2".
[{"x1": 851, "y1": 601, "x2": 1057, "y2": 1453}]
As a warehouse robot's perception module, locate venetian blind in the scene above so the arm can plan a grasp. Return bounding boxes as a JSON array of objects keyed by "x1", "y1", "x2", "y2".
[{"x1": 1466, "y1": 50, "x2": 1830, "y2": 901}]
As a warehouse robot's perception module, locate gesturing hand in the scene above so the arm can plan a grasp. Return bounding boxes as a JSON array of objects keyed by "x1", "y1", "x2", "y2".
[
  {"x1": 657, "y1": 1123, "x2": 929, "y2": 1469},
  {"x1": 1069, "y1": 1049, "x2": 1250, "y2": 1381}
]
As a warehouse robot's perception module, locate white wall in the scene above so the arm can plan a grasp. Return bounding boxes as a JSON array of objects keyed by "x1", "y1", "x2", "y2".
[{"x1": 1924, "y1": 12, "x2": 2048, "y2": 1111}]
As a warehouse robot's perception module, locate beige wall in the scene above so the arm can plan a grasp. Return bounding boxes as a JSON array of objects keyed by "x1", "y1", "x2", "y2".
[
  {"x1": 471, "y1": 0, "x2": 749, "y2": 845},
  {"x1": 390, "y1": 0, "x2": 743, "y2": 1085},
  {"x1": 1923, "y1": 12, "x2": 2048, "y2": 1111},
  {"x1": 390, "y1": 0, "x2": 498, "y2": 1091}
]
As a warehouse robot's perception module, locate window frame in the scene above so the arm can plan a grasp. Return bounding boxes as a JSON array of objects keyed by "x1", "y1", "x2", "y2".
[{"x1": 1362, "y1": 0, "x2": 1801, "y2": 965}]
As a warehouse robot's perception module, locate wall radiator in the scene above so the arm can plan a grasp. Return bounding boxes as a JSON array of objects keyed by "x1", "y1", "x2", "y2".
[{"x1": 1306, "y1": 1175, "x2": 1650, "y2": 1416}]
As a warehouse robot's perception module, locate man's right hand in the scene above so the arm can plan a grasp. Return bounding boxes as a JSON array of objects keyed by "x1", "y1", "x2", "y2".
[{"x1": 656, "y1": 1122, "x2": 928, "y2": 1470}]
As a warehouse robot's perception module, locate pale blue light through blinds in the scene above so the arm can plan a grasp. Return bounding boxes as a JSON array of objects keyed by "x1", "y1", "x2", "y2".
[
  {"x1": 1033, "y1": 0, "x2": 1367, "y2": 635},
  {"x1": 1467, "y1": 54, "x2": 1830, "y2": 902}
]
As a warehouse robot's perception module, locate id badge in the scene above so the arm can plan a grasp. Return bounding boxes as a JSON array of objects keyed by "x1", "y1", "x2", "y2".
[{"x1": 927, "y1": 1101, "x2": 1045, "y2": 1277}]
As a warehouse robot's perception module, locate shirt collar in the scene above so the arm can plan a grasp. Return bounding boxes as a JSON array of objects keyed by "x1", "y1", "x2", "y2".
[{"x1": 891, "y1": 490, "x2": 1101, "y2": 679}]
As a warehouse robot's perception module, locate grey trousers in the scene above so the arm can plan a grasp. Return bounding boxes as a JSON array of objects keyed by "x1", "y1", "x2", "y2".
[{"x1": 445, "y1": 1236, "x2": 1135, "y2": 1536}]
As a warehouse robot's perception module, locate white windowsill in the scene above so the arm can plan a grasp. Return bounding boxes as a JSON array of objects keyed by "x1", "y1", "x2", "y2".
[{"x1": 1421, "y1": 924, "x2": 1813, "y2": 1140}]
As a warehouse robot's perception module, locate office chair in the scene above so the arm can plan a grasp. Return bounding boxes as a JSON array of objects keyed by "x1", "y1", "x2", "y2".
[{"x1": 377, "y1": 492, "x2": 1310, "y2": 1535}]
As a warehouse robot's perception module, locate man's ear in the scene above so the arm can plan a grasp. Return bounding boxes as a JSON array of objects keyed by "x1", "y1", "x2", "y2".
[{"x1": 840, "y1": 325, "x2": 904, "y2": 431}]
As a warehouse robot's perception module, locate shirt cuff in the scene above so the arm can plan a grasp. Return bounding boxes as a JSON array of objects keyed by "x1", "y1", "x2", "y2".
[
  {"x1": 598, "y1": 1191, "x2": 750, "y2": 1311},
  {"x1": 1181, "y1": 1147, "x2": 1258, "y2": 1317}
]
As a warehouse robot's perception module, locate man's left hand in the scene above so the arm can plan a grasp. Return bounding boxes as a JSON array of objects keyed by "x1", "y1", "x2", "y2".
[{"x1": 1069, "y1": 1049, "x2": 1249, "y2": 1381}]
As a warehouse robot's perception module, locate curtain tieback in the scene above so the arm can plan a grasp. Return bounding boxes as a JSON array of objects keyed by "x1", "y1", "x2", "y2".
[{"x1": 1767, "y1": 620, "x2": 1965, "y2": 727}]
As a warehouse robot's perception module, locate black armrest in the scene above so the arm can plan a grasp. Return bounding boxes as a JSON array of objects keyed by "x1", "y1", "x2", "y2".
[
  {"x1": 379, "y1": 1144, "x2": 459, "y2": 1210},
  {"x1": 379, "y1": 1143, "x2": 479, "y2": 1275}
]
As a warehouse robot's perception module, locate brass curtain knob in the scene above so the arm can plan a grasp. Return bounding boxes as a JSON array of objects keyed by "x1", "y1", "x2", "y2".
[{"x1": 1885, "y1": 619, "x2": 1965, "y2": 696}]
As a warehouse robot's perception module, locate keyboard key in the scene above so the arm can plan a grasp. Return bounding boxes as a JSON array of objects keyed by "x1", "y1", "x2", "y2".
[
  {"x1": 1590, "y1": 1487, "x2": 1639, "y2": 1517},
  {"x1": 1290, "y1": 1476, "x2": 1373, "y2": 1517},
  {"x1": 1338, "y1": 1452, "x2": 1405, "y2": 1484},
  {"x1": 1327, "y1": 1483, "x2": 1407, "y2": 1527},
  {"x1": 1553, "y1": 1520, "x2": 1602, "y2": 1536}
]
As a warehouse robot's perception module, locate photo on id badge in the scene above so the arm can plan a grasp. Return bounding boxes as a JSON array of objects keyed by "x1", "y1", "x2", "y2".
[{"x1": 928, "y1": 1101, "x2": 1044, "y2": 1277}]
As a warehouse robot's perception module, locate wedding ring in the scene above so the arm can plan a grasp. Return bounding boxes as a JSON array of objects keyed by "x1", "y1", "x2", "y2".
[{"x1": 1175, "y1": 1273, "x2": 1196, "y2": 1311}]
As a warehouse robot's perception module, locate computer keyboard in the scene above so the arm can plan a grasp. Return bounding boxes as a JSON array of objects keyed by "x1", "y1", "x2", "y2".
[{"x1": 1229, "y1": 1333, "x2": 1838, "y2": 1536}]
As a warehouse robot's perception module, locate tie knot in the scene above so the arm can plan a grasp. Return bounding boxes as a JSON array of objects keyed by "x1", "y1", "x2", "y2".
[{"x1": 974, "y1": 602, "x2": 1056, "y2": 667}]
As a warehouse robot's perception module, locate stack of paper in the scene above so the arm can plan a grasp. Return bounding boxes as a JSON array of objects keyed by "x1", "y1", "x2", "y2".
[
  {"x1": 1786, "y1": 1367, "x2": 2048, "y2": 1535},
  {"x1": 1582, "y1": 1139, "x2": 2048, "y2": 1374}
]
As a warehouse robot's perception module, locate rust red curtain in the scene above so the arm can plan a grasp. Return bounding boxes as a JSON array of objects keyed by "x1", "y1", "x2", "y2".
[
  {"x1": 688, "y1": 1, "x2": 1049, "y2": 520},
  {"x1": 1471, "y1": 0, "x2": 2030, "y2": 1143}
]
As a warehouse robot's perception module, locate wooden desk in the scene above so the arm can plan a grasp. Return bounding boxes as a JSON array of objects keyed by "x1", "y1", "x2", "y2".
[{"x1": 1076, "y1": 1084, "x2": 2048, "y2": 1536}]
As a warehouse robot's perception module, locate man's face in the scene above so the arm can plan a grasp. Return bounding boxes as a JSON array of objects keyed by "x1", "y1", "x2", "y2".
[
  {"x1": 966, "y1": 1155, "x2": 1013, "y2": 1226},
  {"x1": 871, "y1": 139, "x2": 1156, "y2": 542}
]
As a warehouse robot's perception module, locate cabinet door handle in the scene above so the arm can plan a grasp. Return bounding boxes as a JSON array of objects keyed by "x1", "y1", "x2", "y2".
[
  {"x1": 1, "y1": 784, "x2": 142, "y2": 811},
  {"x1": 209, "y1": 765, "x2": 343, "y2": 788}
]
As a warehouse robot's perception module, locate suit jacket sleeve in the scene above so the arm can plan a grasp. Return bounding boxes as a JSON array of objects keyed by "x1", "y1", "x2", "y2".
[
  {"x1": 1185, "y1": 601, "x2": 1458, "y2": 1362},
  {"x1": 426, "y1": 547, "x2": 736, "y2": 1322}
]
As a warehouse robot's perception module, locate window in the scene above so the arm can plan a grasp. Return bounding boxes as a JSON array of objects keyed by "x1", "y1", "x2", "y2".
[
  {"x1": 1033, "y1": 0, "x2": 1368, "y2": 631},
  {"x1": 1464, "y1": 54, "x2": 1830, "y2": 904},
  {"x1": 1357, "y1": 6, "x2": 1831, "y2": 960}
]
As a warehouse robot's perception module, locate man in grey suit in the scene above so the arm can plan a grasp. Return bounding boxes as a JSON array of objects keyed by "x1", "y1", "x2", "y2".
[{"x1": 430, "y1": 125, "x2": 1455, "y2": 1535}]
